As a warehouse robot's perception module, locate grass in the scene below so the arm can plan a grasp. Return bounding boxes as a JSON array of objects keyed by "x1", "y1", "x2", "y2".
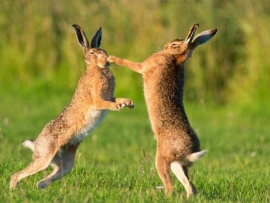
[{"x1": 0, "y1": 83, "x2": 269, "y2": 202}]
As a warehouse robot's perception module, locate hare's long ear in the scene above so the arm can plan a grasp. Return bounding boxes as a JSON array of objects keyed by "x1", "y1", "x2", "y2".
[
  {"x1": 191, "y1": 28, "x2": 217, "y2": 49},
  {"x1": 185, "y1": 24, "x2": 199, "y2": 45},
  {"x1": 91, "y1": 27, "x2": 102, "y2": 48},
  {"x1": 72, "y1": 24, "x2": 90, "y2": 50}
]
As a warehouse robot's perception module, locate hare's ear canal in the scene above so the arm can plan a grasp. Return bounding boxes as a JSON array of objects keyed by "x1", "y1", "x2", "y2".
[
  {"x1": 91, "y1": 27, "x2": 102, "y2": 48},
  {"x1": 72, "y1": 24, "x2": 90, "y2": 49}
]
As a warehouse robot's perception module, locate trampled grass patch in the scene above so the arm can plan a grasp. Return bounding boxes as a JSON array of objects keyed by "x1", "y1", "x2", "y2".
[{"x1": 0, "y1": 84, "x2": 269, "y2": 202}]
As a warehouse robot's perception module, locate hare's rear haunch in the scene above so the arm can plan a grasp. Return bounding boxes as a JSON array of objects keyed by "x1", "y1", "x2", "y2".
[
  {"x1": 10, "y1": 24, "x2": 134, "y2": 190},
  {"x1": 108, "y1": 24, "x2": 217, "y2": 199}
]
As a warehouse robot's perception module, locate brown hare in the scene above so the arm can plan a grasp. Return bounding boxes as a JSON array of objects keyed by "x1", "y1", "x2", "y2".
[
  {"x1": 108, "y1": 24, "x2": 217, "y2": 199},
  {"x1": 10, "y1": 24, "x2": 134, "y2": 190}
]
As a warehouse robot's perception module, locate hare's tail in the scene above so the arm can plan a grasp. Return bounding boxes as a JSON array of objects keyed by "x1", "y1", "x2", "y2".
[
  {"x1": 22, "y1": 140, "x2": 35, "y2": 152},
  {"x1": 186, "y1": 150, "x2": 207, "y2": 163}
]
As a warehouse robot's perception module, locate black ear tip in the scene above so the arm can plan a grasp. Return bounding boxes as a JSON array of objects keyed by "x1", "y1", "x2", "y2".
[
  {"x1": 72, "y1": 24, "x2": 80, "y2": 30},
  {"x1": 211, "y1": 28, "x2": 218, "y2": 35},
  {"x1": 98, "y1": 27, "x2": 102, "y2": 34}
]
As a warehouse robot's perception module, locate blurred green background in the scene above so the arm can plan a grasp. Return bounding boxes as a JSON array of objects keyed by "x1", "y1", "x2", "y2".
[{"x1": 1, "y1": 0, "x2": 269, "y2": 105}]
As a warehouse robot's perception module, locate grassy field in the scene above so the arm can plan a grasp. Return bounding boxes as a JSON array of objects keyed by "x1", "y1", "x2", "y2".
[{"x1": 0, "y1": 84, "x2": 269, "y2": 203}]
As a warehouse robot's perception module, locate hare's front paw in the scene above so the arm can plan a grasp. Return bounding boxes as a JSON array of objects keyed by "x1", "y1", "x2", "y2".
[
  {"x1": 115, "y1": 99, "x2": 134, "y2": 110},
  {"x1": 107, "y1": 56, "x2": 116, "y2": 64},
  {"x1": 122, "y1": 99, "x2": 134, "y2": 109},
  {"x1": 115, "y1": 103, "x2": 126, "y2": 110}
]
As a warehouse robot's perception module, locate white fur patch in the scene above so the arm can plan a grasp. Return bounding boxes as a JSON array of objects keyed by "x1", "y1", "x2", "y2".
[
  {"x1": 69, "y1": 110, "x2": 108, "y2": 145},
  {"x1": 171, "y1": 161, "x2": 187, "y2": 184},
  {"x1": 186, "y1": 150, "x2": 207, "y2": 163},
  {"x1": 22, "y1": 140, "x2": 35, "y2": 152},
  {"x1": 171, "y1": 161, "x2": 195, "y2": 197}
]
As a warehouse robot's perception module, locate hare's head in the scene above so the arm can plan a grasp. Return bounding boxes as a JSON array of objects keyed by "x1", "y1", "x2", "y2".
[
  {"x1": 72, "y1": 24, "x2": 109, "y2": 68},
  {"x1": 164, "y1": 24, "x2": 217, "y2": 63}
]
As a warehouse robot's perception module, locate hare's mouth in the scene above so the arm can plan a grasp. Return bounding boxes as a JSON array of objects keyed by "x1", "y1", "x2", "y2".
[{"x1": 98, "y1": 61, "x2": 110, "y2": 68}]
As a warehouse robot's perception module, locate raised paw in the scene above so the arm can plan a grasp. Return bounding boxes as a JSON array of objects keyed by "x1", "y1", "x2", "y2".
[
  {"x1": 115, "y1": 103, "x2": 126, "y2": 110},
  {"x1": 122, "y1": 99, "x2": 134, "y2": 109},
  {"x1": 107, "y1": 56, "x2": 116, "y2": 64},
  {"x1": 115, "y1": 100, "x2": 134, "y2": 110},
  {"x1": 113, "y1": 98, "x2": 134, "y2": 110}
]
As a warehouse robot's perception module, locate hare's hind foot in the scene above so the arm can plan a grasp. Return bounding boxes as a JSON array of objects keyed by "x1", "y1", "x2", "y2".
[
  {"x1": 10, "y1": 174, "x2": 19, "y2": 190},
  {"x1": 155, "y1": 153, "x2": 173, "y2": 196},
  {"x1": 37, "y1": 179, "x2": 50, "y2": 189},
  {"x1": 188, "y1": 182, "x2": 197, "y2": 198},
  {"x1": 37, "y1": 145, "x2": 77, "y2": 189},
  {"x1": 9, "y1": 144, "x2": 58, "y2": 190},
  {"x1": 171, "y1": 161, "x2": 197, "y2": 199}
]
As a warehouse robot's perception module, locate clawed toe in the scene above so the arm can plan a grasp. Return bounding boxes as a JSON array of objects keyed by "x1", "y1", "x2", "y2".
[
  {"x1": 126, "y1": 102, "x2": 134, "y2": 109},
  {"x1": 116, "y1": 100, "x2": 134, "y2": 110}
]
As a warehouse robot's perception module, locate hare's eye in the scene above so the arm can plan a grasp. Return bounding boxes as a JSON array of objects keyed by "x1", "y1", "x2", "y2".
[
  {"x1": 90, "y1": 51, "x2": 95, "y2": 55},
  {"x1": 171, "y1": 43, "x2": 178, "y2": 47}
]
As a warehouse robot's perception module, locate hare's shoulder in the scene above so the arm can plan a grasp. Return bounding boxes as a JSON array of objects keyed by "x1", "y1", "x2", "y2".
[
  {"x1": 146, "y1": 51, "x2": 164, "y2": 59},
  {"x1": 145, "y1": 51, "x2": 173, "y2": 65}
]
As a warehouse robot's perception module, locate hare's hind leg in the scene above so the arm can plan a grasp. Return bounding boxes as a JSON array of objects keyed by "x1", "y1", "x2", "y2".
[
  {"x1": 10, "y1": 149, "x2": 57, "y2": 190},
  {"x1": 171, "y1": 161, "x2": 196, "y2": 199},
  {"x1": 37, "y1": 145, "x2": 78, "y2": 189},
  {"x1": 155, "y1": 152, "x2": 173, "y2": 195}
]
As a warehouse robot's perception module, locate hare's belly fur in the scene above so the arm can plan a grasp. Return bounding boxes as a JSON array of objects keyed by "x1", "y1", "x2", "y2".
[{"x1": 70, "y1": 110, "x2": 108, "y2": 144}]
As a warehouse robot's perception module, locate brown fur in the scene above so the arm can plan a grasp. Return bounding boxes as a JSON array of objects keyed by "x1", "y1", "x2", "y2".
[
  {"x1": 10, "y1": 25, "x2": 134, "y2": 190},
  {"x1": 108, "y1": 24, "x2": 217, "y2": 198}
]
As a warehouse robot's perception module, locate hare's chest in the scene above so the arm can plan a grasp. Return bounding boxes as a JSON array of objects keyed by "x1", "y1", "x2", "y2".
[
  {"x1": 70, "y1": 110, "x2": 108, "y2": 145},
  {"x1": 100, "y1": 70, "x2": 115, "y2": 98},
  {"x1": 103, "y1": 69, "x2": 115, "y2": 86}
]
